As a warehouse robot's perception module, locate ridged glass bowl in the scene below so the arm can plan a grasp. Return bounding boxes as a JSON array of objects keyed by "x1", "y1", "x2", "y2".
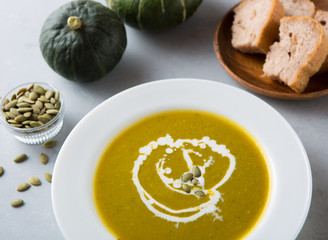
[{"x1": 0, "y1": 82, "x2": 64, "y2": 144}]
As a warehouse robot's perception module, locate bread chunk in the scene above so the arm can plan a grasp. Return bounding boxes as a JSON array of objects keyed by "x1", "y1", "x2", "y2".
[
  {"x1": 314, "y1": 10, "x2": 328, "y2": 72},
  {"x1": 280, "y1": 0, "x2": 315, "y2": 17},
  {"x1": 231, "y1": 0, "x2": 284, "y2": 54},
  {"x1": 263, "y1": 17, "x2": 328, "y2": 93}
]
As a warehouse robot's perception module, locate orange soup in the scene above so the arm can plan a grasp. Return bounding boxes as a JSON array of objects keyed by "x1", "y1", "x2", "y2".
[{"x1": 93, "y1": 110, "x2": 270, "y2": 240}]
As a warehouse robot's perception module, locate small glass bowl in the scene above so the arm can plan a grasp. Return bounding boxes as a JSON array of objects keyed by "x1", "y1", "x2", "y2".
[{"x1": 0, "y1": 82, "x2": 64, "y2": 144}]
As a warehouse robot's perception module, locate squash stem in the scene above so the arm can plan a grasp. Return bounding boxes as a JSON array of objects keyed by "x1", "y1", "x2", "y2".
[{"x1": 67, "y1": 16, "x2": 82, "y2": 31}]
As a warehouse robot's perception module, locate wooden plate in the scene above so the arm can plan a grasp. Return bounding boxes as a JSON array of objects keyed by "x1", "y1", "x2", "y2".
[{"x1": 214, "y1": 0, "x2": 328, "y2": 100}]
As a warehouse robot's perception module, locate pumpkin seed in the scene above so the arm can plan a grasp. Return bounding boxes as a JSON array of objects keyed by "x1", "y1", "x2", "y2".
[
  {"x1": 3, "y1": 98, "x2": 9, "y2": 106},
  {"x1": 46, "y1": 109, "x2": 59, "y2": 115},
  {"x1": 194, "y1": 190, "x2": 205, "y2": 198},
  {"x1": 16, "y1": 102, "x2": 31, "y2": 108},
  {"x1": 37, "y1": 96, "x2": 49, "y2": 103},
  {"x1": 40, "y1": 107, "x2": 46, "y2": 115},
  {"x1": 2, "y1": 112, "x2": 9, "y2": 120},
  {"x1": 182, "y1": 184, "x2": 191, "y2": 193},
  {"x1": 43, "y1": 140, "x2": 57, "y2": 148},
  {"x1": 55, "y1": 102, "x2": 61, "y2": 110},
  {"x1": 34, "y1": 85, "x2": 46, "y2": 95},
  {"x1": 14, "y1": 115, "x2": 26, "y2": 123},
  {"x1": 38, "y1": 114, "x2": 51, "y2": 123},
  {"x1": 45, "y1": 90, "x2": 54, "y2": 99},
  {"x1": 23, "y1": 112, "x2": 32, "y2": 118},
  {"x1": 27, "y1": 84, "x2": 34, "y2": 91},
  {"x1": 44, "y1": 173, "x2": 52, "y2": 183},
  {"x1": 24, "y1": 91, "x2": 30, "y2": 97},
  {"x1": 191, "y1": 178, "x2": 199, "y2": 185},
  {"x1": 10, "y1": 199, "x2": 24, "y2": 208},
  {"x1": 10, "y1": 123, "x2": 23, "y2": 128},
  {"x1": 17, "y1": 107, "x2": 32, "y2": 113},
  {"x1": 30, "y1": 121, "x2": 42, "y2": 128},
  {"x1": 7, "y1": 119, "x2": 18, "y2": 124},
  {"x1": 192, "y1": 166, "x2": 201, "y2": 178},
  {"x1": 13, "y1": 153, "x2": 27, "y2": 163},
  {"x1": 181, "y1": 172, "x2": 193, "y2": 182},
  {"x1": 29, "y1": 91, "x2": 38, "y2": 101},
  {"x1": 55, "y1": 91, "x2": 60, "y2": 101},
  {"x1": 28, "y1": 176, "x2": 41, "y2": 186},
  {"x1": 6, "y1": 112, "x2": 16, "y2": 119},
  {"x1": 39, "y1": 153, "x2": 49, "y2": 165},
  {"x1": 50, "y1": 98, "x2": 56, "y2": 104},
  {"x1": 16, "y1": 182, "x2": 31, "y2": 192},
  {"x1": 35, "y1": 100, "x2": 43, "y2": 108},
  {"x1": 10, "y1": 108, "x2": 20, "y2": 116},
  {"x1": 0, "y1": 166, "x2": 3, "y2": 176},
  {"x1": 22, "y1": 97, "x2": 35, "y2": 104},
  {"x1": 11, "y1": 94, "x2": 17, "y2": 101},
  {"x1": 17, "y1": 92, "x2": 24, "y2": 99},
  {"x1": 16, "y1": 88, "x2": 27, "y2": 96},
  {"x1": 44, "y1": 103, "x2": 55, "y2": 109},
  {"x1": 4, "y1": 100, "x2": 17, "y2": 110}
]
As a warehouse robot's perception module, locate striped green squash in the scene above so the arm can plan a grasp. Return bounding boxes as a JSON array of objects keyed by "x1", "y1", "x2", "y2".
[
  {"x1": 40, "y1": 0, "x2": 127, "y2": 82},
  {"x1": 107, "y1": 0, "x2": 203, "y2": 32}
]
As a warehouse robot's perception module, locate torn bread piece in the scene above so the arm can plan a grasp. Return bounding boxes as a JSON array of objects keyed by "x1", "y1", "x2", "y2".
[
  {"x1": 231, "y1": 0, "x2": 284, "y2": 54},
  {"x1": 314, "y1": 10, "x2": 328, "y2": 72},
  {"x1": 263, "y1": 16, "x2": 328, "y2": 93},
  {"x1": 280, "y1": 0, "x2": 315, "y2": 17}
]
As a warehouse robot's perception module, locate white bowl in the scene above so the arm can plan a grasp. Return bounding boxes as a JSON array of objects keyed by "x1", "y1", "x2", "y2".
[{"x1": 52, "y1": 79, "x2": 312, "y2": 240}]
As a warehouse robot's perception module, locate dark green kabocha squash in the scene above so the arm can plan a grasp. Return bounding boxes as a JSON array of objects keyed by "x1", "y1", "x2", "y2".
[
  {"x1": 106, "y1": 0, "x2": 203, "y2": 32},
  {"x1": 40, "y1": 0, "x2": 127, "y2": 82}
]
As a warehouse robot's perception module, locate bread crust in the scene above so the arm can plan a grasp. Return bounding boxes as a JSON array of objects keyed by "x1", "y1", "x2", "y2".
[
  {"x1": 232, "y1": 0, "x2": 285, "y2": 54},
  {"x1": 314, "y1": 10, "x2": 328, "y2": 73},
  {"x1": 264, "y1": 16, "x2": 328, "y2": 93},
  {"x1": 256, "y1": 0, "x2": 285, "y2": 53}
]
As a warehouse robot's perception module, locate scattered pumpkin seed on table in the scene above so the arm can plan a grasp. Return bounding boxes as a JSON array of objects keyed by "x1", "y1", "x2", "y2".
[
  {"x1": 44, "y1": 173, "x2": 52, "y2": 183},
  {"x1": 28, "y1": 176, "x2": 41, "y2": 186},
  {"x1": 16, "y1": 182, "x2": 31, "y2": 192},
  {"x1": 13, "y1": 153, "x2": 27, "y2": 163},
  {"x1": 39, "y1": 153, "x2": 49, "y2": 165},
  {"x1": 10, "y1": 199, "x2": 24, "y2": 208}
]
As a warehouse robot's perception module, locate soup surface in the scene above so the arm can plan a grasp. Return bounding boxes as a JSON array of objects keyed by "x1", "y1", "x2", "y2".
[{"x1": 93, "y1": 110, "x2": 270, "y2": 240}]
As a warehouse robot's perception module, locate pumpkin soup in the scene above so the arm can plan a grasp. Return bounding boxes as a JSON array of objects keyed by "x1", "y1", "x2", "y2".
[{"x1": 93, "y1": 110, "x2": 270, "y2": 240}]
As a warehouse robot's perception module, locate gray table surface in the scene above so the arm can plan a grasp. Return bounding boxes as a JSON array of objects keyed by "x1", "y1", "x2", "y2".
[{"x1": 0, "y1": 0, "x2": 327, "y2": 239}]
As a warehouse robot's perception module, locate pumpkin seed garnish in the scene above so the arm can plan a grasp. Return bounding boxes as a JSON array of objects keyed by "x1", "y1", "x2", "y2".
[
  {"x1": 182, "y1": 184, "x2": 191, "y2": 193},
  {"x1": 191, "y1": 178, "x2": 199, "y2": 185},
  {"x1": 181, "y1": 172, "x2": 193, "y2": 182},
  {"x1": 44, "y1": 173, "x2": 52, "y2": 183},
  {"x1": 10, "y1": 199, "x2": 24, "y2": 208},
  {"x1": 192, "y1": 166, "x2": 201, "y2": 178},
  {"x1": 16, "y1": 182, "x2": 31, "y2": 192},
  {"x1": 28, "y1": 176, "x2": 41, "y2": 186},
  {"x1": 1, "y1": 85, "x2": 61, "y2": 129},
  {"x1": 13, "y1": 153, "x2": 27, "y2": 163},
  {"x1": 194, "y1": 190, "x2": 205, "y2": 198},
  {"x1": 0, "y1": 166, "x2": 4, "y2": 176},
  {"x1": 39, "y1": 153, "x2": 49, "y2": 165},
  {"x1": 43, "y1": 140, "x2": 57, "y2": 148}
]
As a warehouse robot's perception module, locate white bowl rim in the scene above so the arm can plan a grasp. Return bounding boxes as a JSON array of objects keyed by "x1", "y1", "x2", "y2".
[{"x1": 52, "y1": 78, "x2": 312, "y2": 240}]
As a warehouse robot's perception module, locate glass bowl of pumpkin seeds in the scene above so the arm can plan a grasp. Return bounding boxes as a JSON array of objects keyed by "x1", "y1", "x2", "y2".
[{"x1": 0, "y1": 82, "x2": 64, "y2": 144}]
